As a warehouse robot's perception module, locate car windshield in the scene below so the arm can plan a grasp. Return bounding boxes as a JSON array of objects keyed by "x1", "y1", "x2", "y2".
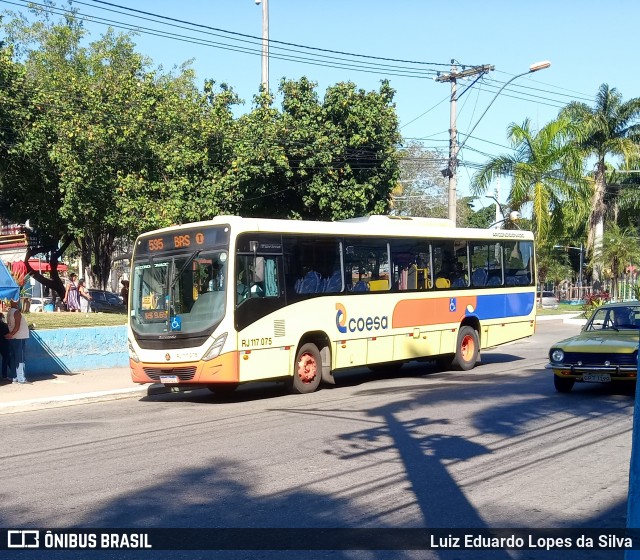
[
  {"x1": 130, "y1": 250, "x2": 228, "y2": 336},
  {"x1": 586, "y1": 306, "x2": 640, "y2": 331}
]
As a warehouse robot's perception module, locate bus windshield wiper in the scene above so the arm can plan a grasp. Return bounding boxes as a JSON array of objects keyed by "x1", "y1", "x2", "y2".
[{"x1": 170, "y1": 250, "x2": 201, "y2": 290}]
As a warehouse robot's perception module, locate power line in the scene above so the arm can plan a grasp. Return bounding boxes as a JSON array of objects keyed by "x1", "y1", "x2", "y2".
[
  {"x1": 1, "y1": 0, "x2": 441, "y2": 78},
  {"x1": 87, "y1": 0, "x2": 452, "y2": 68}
]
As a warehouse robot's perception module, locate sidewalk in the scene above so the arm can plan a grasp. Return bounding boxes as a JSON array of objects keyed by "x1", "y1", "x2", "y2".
[
  {"x1": 536, "y1": 312, "x2": 585, "y2": 324},
  {"x1": 0, "y1": 367, "x2": 166, "y2": 415}
]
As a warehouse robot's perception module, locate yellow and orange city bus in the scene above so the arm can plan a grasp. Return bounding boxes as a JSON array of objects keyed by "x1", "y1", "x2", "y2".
[{"x1": 127, "y1": 215, "x2": 536, "y2": 395}]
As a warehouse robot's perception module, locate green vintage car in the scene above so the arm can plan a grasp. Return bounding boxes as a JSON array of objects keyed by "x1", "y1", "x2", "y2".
[{"x1": 547, "y1": 302, "x2": 640, "y2": 393}]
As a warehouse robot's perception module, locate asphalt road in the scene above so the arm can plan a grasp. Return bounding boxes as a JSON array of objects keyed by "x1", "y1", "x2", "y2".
[{"x1": 2, "y1": 320, "x2": 634, "y2": 560}]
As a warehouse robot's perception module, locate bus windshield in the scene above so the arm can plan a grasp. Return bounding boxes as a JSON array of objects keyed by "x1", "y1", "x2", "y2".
[{"x1": 131, "y1": 250, "x2": 228, "y2": 336}]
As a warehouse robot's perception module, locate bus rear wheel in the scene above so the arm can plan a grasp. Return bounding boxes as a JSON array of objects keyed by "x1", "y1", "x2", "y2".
[
  {"x1": 452, "y1": 326, "x2": 479, "y2": 371},
  {"x1": 290, "y1": 343, "x2": 322, "y2": 394}
]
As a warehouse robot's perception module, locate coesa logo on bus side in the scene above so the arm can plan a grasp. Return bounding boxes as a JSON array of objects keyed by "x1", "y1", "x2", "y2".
[{"x1": 336, "y1": 303, "x2": 389, "y2": 334}]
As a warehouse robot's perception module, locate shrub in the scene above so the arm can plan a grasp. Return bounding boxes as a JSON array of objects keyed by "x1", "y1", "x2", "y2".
[{"x1": 582, "y1": 290, "x2": 611, "y2": 319}]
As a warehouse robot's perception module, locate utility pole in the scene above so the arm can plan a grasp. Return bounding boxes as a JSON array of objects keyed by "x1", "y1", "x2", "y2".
[
  {"x1": 255, "y1": 0, "x2": 269, "y2": 91},
  {"x1": 494, "y1": 179, "x2": 501, "y2": 228},
  {"x1": 436, "y1": 61, "x2": 494, "y2": 224}
]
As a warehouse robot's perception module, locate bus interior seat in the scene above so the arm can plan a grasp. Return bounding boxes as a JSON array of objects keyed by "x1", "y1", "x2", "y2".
[
  {"x1": 368, "y1": 279, "x2": 389, "y2": 291},
  {"x1": 325, "y1": 271, "x2": 342, "y2": 292},
  {"x1": 451, "y1": 277, "x2": 467, "y2": 288},
  {"x1": 486, "y1": 275, "x2": 502, "y2": 286},
  {"x1": 353, "y1": 280, "x2": 369, "y2": 292},
  {"x1": 435, "y1": 277, "x2": 450, "y2": 289},
  {"x1": 471, "y1": 268, "x2": 488, "y2": 287},
  {"x1": 299, "y1": 271, "x2": 321, "y2": 294}
]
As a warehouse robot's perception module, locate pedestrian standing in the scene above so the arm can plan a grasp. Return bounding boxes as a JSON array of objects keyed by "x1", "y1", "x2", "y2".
[
  {"x1": 64, "y1": 273, "x2": 81, "y2": 312},
  {"x1": 120, "y1": 279, "x2": 129, "y2": 303},
  {"x1": 0, "y1": 312, "x2": 10, "y2": 380},
  {"x1": 6, "y1": 299, "x2": 29, "y2": 384},
  {"x1": 78, "y1": 278, "x2": 92, "y2": 313}
]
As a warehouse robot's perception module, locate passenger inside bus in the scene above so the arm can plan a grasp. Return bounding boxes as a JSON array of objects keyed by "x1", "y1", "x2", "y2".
[{"x1": 435, "y1": 259, "x2": 454, "y2": 288}]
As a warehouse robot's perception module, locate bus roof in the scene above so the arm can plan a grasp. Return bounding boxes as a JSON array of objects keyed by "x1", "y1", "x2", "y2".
[{"x1": 137, "y1": 215, "x2": 534, "y2": 241}]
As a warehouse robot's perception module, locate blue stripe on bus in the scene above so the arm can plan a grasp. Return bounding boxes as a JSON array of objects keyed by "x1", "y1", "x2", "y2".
[{"x1": 468, "y1": 293, "x2": 535, "y2": 320}]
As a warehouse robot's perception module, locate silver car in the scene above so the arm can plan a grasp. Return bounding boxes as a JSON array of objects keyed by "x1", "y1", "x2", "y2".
[{"x1": 537, "y1": 290, "x2": 559, "y2": 309}]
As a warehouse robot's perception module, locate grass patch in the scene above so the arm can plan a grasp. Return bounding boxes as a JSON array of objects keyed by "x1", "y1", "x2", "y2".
[
  {"x1": 536, "y1": 303, "x2": 584, "y2": 316},
  {"x1": 22, "y1": 312, "x2": 127, "y2": 330}
]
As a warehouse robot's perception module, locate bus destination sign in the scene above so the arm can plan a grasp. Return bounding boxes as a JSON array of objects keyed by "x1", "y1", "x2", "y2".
[{"x1": 138, "y1": 226, "x2": 229, "y2": 255}]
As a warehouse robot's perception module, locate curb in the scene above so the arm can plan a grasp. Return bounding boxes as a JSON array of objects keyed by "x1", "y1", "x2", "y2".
[{"x1": 0, "y1": 384, "x2": 174, "y2": 415}]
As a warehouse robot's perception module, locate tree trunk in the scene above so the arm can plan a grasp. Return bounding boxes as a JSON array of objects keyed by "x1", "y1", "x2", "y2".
[
  {"x1": 589, "y1": 158, "x2": 607, "y2": 283},
  {"x1": 24, "y1": 236, "x2": 75, "y2": 301},
  {"x1": 80, "y1": 230, "x2": 117, "y2": 290}
]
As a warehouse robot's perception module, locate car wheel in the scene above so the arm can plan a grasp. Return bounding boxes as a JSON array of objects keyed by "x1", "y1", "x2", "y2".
[
  {"x1": 553, "y1": 376, "x2": 575, "y2": 393},
  {"x1": 452, "y1": 326, "x2": 479, "y2": 371}
]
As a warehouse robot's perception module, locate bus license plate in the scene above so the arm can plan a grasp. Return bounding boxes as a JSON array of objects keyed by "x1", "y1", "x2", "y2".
[
  {"x1": 160, "y1": 375, "x2": 179, "y2": 384},
  {"x1": 583, "y1": 373, "x2": 611, "y2": 383}
]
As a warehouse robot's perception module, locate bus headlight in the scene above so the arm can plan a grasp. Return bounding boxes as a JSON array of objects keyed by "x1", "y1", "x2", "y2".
[
  {"x1": 550, "y1": 349, "x2": 564, "y2": 363},
  {"x1": 203, "y1": 332, "x2": 228, "y2": 361},
  {"x1": 128, "y1": 339, "x2": 140, "y2": 363}
]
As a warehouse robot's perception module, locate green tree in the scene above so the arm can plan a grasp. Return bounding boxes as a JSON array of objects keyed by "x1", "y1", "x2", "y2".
[
  {"x1": 536, "y1": 243, "x2": 573, "y2": 294},
  {"x1": 560, "y1": 84, "x2": 640, "y2": 282},
  {"x1": 1, "y1": 5, "x2": 240, "y2": 289},
  {"x1": 223, "y1": 78, "x2": 402, "y2": 221},
  {"x1": 601, "y1": 223, "x2": 640, "y2": 301},
  {"x1": 0, "y1": 17, "x2": 78, "y2": 298},
  {"x1": 470, "y1": 117, "x2": 588, "y2": 245},
  {"x1": 392, "y1": 141, "x2": 447, "y2": 216},
  {"x1": 116, "y1": 75, "x2": 239, "y2": 234},
  {"x1": 466, "y1": 201, "x2": 496, "y2": 229}
]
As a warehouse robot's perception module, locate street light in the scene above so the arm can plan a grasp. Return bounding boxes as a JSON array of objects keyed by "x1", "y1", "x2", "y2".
[
  {"x1": 445, "y1": 60, "x2": 551, "y2": 223},
  {"x1": 486, "y1": 194, "x2": 508, "y2": 229},
  {"x1": 457, "y1": 61, "x2": 551, "y2": 154},
  {"x1": 255, "y1": 0, "x2": 269, "y2": 91},
  {"x1": 489, "y1": 210, "x2": 521, "y2": 229}
]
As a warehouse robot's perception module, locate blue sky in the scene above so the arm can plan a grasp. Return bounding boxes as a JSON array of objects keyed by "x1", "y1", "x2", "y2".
[{"x1": 3, "y1": 0, "x2": 639, "y2": 208}]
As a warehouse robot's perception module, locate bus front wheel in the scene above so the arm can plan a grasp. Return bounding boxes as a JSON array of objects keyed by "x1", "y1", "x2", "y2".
[
  {"x1": 207, "y1": 383, "x2": 239, "y2": 396},
  {"x1": 290, "y1": 343, "x2": 322, "y2": 394},
  {"x1": 452, "y1": 326, "x2": 479, "y2": 371}
]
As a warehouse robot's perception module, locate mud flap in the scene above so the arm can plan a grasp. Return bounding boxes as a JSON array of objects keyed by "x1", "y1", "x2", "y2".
[{"x1": 320, "y1": 346, "x2": 334, "y2": 385}]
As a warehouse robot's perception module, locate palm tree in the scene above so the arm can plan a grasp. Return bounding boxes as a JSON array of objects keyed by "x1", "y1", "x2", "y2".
[
  {"x1": 471, "y1": 117, "x2": 587, "y2": 244},
  {"x1": 601, "y1": 223, "x2": 640, "y2": 301},
  {"x1": 560, "y1": 84, "x2": 640, "y2": 282}
]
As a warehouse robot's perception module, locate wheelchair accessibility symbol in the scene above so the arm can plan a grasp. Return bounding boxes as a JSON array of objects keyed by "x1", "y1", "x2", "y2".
[
  {"x1": 449, "y1": 298, "x2": 457, "y2": 312},
  {"x1": 170, "y1": 316, "x2": 182, "y2": 331}
]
